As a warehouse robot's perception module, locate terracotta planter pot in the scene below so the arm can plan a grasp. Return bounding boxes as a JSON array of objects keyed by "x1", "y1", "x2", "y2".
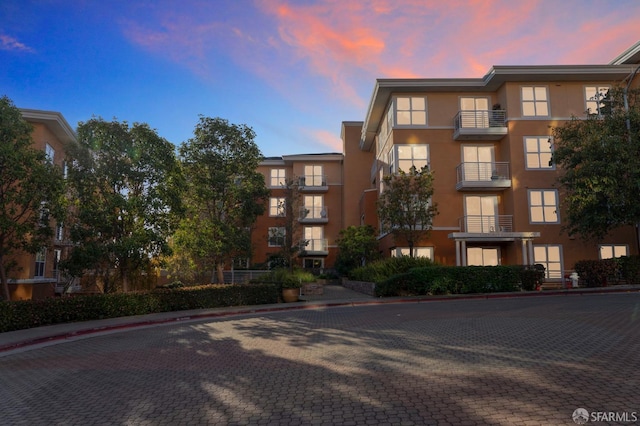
[{"x1": 282, "y1": 288, "x2": 300, "y2": 303}]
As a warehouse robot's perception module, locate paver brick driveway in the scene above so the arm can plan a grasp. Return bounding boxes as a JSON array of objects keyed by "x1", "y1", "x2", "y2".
[{"x1": 1, "y1": 293, "x2": 639, "y2": 425}]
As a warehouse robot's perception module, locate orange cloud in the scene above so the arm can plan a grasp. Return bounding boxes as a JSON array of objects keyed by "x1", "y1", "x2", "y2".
[{"x1": 306, "y1": 128, "x2": 344, "y2": 153}]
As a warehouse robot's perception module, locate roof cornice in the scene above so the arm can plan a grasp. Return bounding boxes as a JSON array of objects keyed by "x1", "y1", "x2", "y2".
[
  {"x1": 20, "y1": 108, "x2": 77, "y2": 144},
  {"x1": 610, "y1": 40, "x2": 640, "y2": 65}
]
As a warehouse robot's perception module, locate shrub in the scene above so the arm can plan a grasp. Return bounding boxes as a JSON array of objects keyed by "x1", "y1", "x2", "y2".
[
  {"x1": 0, "y1": 283, "x2": 279, "y2": 333},
  {"x1": 250, "y1": 268, "x2": 316, "y2": 288},
  {"x1": 349, "y1": 256, "x2": 434, "y2": 283},
  {"x1": 574, "y1": 259, "x2": 619, "y2": 287}
]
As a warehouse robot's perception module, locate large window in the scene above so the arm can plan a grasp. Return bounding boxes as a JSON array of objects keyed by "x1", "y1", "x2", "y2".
[
  {"x1": 599, "y1": 244, "x2": 628, "y2": 259},
  {"x1": 467, "y1": 247, "x2": 499, "y2": 266},
  {"x1": 389, "y1": 144, "x2": 429, "y2": 174},
  {"x1": 391, "y1": 247, "x2": 434, "y2": 259},
  {"x1": 534, "y1": 245, "x2": 563, "y2": 280},
  {"x1": 270, "y1": 168, "x2": 286, "y2": 187},
  {"x1": 396, "y1": 96, "x2": 427, "y2": 126},
  {"x1": 268, "y1": 227, "x2": 286, "y2": 247},
  {"x1": 524, "y1": 136, "x2": 554, "y2": 170},
  {"x1": 585, "y1": 86, "x2": 610, "y2": 115},
  {"x1": 528, "y1": 189, "x2": 559, "y2": 223},
  {"x1": 45, "y1": 143, "x2": 55, "y2": 164},
  {"x1": 34, "y1": 249, "x2": 46, "y2": 278},
  {"x1": 303, "y1": 165, "x2": 324, "y2": 187},
  {"x1": 269, "y1": 197, "x2": 285, "y2": 217},
  {"x1": 303, "y1": 195, "x2": 325, "y2": 219},
  {"x1": 521, "y1": 86, "x2": 549, "y2": 117}
]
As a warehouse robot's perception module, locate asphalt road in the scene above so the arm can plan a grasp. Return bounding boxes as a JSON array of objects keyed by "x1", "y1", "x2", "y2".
[{"x1": 1, "y1": 293, "x2": 639, "y2": 425}]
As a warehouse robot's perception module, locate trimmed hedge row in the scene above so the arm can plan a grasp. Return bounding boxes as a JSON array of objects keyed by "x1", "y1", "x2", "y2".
[
  {"x1": 574, "y1": 255, "x2": 640, "y2": 287},
  {"x1": 0, "y1": 283, "x2": 278, "y2": 333},
  {"x1": 375, "y1": 265, "x2": 542, "y2": 297},
  {"x1": 348, "y1": 256, "x2": 435, "y2": 283}
]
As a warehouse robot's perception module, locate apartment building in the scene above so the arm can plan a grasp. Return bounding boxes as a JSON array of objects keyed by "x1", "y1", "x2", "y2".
[
  {"x1": 8, "y1": 109, "x2": 77, "y2": 300},
  {"x1": 254, "y1": 153, "x2": 344, "y2": 270},
  {"x1": 339, "y1": 41, "x2": 640, "y2": 282}
]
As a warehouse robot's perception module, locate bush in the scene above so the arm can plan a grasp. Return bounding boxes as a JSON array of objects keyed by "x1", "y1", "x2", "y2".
[
  {"x1": 348, "y1": 256, "x2": 434, "y2": 283},
  {"x1": 375, "y1": 265, "x2": 523, "y2": 297},
  {"x1": 250, "y1": 268, "x2": 316, "y2": 288},
  {"x1": 574, "y1": 259, "x2": 618, "y2": 287},
  {"x1": 0, "y1": 283, "x2": 279, "y2": 333}
]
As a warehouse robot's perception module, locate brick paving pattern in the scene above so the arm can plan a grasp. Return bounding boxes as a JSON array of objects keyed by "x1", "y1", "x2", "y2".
[{"x1": 1, "y1": 293, "x2": 639, "y2": 425}]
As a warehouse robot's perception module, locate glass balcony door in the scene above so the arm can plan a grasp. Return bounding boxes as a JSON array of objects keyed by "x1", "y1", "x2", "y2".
[{"x1": 462, "y1": 145, "x2": 494, "y2": 181}]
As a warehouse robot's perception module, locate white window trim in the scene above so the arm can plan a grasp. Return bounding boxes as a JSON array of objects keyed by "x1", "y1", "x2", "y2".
[
  {"x1": 269, "y1": 168, "x2": 286, "y2": 188},
  {"x1": 521, "y1": 86, "x2": 550, "y2": 118},
  {"x1": 523, "y1": 136, "x2": 555, "y2": 170},
  {"x1": 391, "y1": 247, "x2": 434, "y2": 259},
  {"x1": 393, "y1": 96, "x2": 428, "y2": 128},
  {"x1": 388, "y1": 144, "x2": 430, "y2": 174},
  {"x1": 533, "y1": 244, "x2": 564, "y2": 281},
  {"x1": 528, "y1": 189, "x2": 560, "y2": 224},
  {"x1": 269, "y1": 197, "x2": 286, "y2": 217},
  {"x1": 598, "y1": 244, "x2": 628, "y2": 260},
  {"x1": 584, "y1": 85, "x2": 611, "y2": 116}
]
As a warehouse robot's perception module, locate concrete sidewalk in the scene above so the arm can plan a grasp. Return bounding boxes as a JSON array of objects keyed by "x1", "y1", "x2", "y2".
[{"x1": 2, "y1": 284, "x2": 639, "y2": 354}]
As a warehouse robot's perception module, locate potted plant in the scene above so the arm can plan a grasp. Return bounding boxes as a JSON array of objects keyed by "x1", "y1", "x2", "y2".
[{"x1": 281, "y1": 280, "x2": 303, "y2": 302}]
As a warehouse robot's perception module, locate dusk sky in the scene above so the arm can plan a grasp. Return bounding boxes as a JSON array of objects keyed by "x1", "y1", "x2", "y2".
[{"x1": 1, "y1": 1, "x2": 639, "y2": 157}]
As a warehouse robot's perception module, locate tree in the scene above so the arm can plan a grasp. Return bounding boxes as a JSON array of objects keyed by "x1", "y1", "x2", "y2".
[
  {"x1": 64, "y1": 118, "x2": 183, "y2": 293},
  {"x1": 0, "y1": 96, "x2": 66, "y2": 300},
  {"x1": 267, "y1": 177, "x2": 304, "y2": 270},
  {"x1": 552, "y1": 86, "x2": 640, "y2": 240},
  {"x1": 377, "y1": 165, "x2": 438, "y2": 257},
  {"x1": 335, "y1": 225, "x2": 381, "y2": 274},
  {"x1": 177, "y1": 117, "x2": 268, "y2": 283}
]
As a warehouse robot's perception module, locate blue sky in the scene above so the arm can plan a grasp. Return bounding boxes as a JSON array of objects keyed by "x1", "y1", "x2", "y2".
[{"x1": 1, "y1": 0, "x2": 639, "y2": 157}]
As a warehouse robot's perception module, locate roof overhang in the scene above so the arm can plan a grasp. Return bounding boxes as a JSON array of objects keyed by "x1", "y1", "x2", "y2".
[
  {"x1": 610, "y1": 40, "x2": 640, "y2": 65},
  {"x1": 359, "y1": 64, "x2": 638, "y2": 151},
  {"x1": 20, "y1": 108, "x2": 77, "y2": 145}
]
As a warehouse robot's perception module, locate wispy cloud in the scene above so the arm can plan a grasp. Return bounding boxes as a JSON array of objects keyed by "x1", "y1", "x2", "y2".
[{"x1": 0, "y1": 34, "x2": 35, "y2": 53}]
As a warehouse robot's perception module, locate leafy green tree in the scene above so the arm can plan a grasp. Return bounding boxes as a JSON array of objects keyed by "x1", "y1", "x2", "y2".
[
  {"x1": 377, "y1": 165, "x2": 438, "y2": 257},
  {"x1": 64, "y1": 118, "x2": 183, "y2": 293},
  {"x1": 267, "y1": 177, "x2": 304, "y2": 270},
  {"x1": 177, "y1": 117, "x2": 268, "y2": 283},
  {"x1": 552, "y1": 87, "x2": 640, "y2": 240},
  {"x1": 335, "y1": 225, "x2": 381, "y2": 274},
  {"x1": 0, "y1": 96, "x2": 66, "y2": 300}
]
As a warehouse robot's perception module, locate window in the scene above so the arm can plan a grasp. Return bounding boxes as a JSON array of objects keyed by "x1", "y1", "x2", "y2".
[
  {"x1": 467, "y1": 247, "x2": 499, "y2": 266},
  {"x1": 269, "y1": 197, "x2": 285, "y2": 217},
  {"x1": 303, "y1": 165, "x2": 324, "y2": 187},
  {"x1": 585, "y1": 86, "x2": 610, "y2": 115},
  {"x1": 303, "y1": 195, "x2": 325, "y2": 219},
  {"x1": 521, "y1": 86, "x2": 549, "y2": 117},
  {"x1": 303, "y1": 258, "x2": 324, "y2": 269},
  {"x1": 268, "y1": 227, "x2": 286, "y2": 247},
  {"x1": 528, "y1": 189, "x2": 559, "y2": 223},
  {"x1": 270, "y1": 168, "x2": 286, "y2": 187},
  {"x1": 395, "y1": 96, "x2": 427, "y2": 126},
  {"x1": 45, "y1": 143, "x2": 55, "y2": 164},
  {"x1": 524, "y1": 137, "x2": 554, "y2": 170},
  {"x1": 534, "y1": 245, "x2": 563, "y2": 280},
  {"x1": 391, "y1": 247, "x2": 434, "y2": 259},
  {"x1": 389, "y1": 144, "x2": 429, "y2": 174},
  {"x1": 303, "y1": 226, "x2": 325, "y2": 252},
  {"x1": 599, "y1": 244, "x2": 628, "y2": 259},
  {"x1": 56, "y1": 223, "x2": 64, "y2": 241},
  {"x1": 53, "y1": 249, "x2": 62, "y2": 279},
  {"x1": 35, "y1": 249, "x2": 46, "y2": 278}
]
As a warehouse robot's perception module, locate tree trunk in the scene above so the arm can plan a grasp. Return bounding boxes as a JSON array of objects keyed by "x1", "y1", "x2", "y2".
[
  {"x1": 0, "y1": 255, "x2": 10, "y2": 301},
  {"x1": 216, "y1": 262, "x2": 225, "y2": 284}
]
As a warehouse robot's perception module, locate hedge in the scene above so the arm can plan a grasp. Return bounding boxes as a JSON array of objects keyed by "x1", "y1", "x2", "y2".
[
  {"x1": 0, "y1": 283, "x2": 278, "y2": 333},
  {"x1": 574, "y1": 255, "x2": 640, "y2": 287},
  {"x1": 375, "y1": 265, "x2": 540, "y2": 297}
]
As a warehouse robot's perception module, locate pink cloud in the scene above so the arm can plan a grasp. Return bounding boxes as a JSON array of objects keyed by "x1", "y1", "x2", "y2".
[
  {"x1": 306, "y1": 128, "x2": 343, "y2": 152},
  {"x1": 0, "y1": 34, "x2": 35, "y2": 53}
]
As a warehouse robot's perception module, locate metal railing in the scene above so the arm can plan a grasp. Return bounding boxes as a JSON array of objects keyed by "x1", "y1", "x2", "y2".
[
  {"x1": 456, "y1": 162, "x2": 510, "y2": 182},
  {"x1": 454, "y1": 110, "x2": 506, "y2": 131},
  {"x1": 300, "y1": 238, "x2": 329, "y2": 253},
  {"x1": 298, "y1": 175, "x2": 327, "y2": 187},
  {"x1": 459, "y1": 215, "x2": 513, "y2": 233},
  {"x1": 299, "y1": 206, "x2": 328, "y2": 220}
]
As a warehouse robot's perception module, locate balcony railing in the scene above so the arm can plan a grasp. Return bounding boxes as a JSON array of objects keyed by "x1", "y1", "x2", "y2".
[
  {"x1": 300, "y1": 238, "x2": 329, "y2": 254},
  {"x1": 455, "y1": 162, "x2": 511, "y2": 190},
  {"x1": 299, "y1": 206, "x2": 328, "y2": 222},
  {"x1": 453, "y1": 110, "x2": 507, "y2": 140},
  {"x1": 458, "y1": 215, "x2": 513, "y2": 233},
  {"x1": 298, "y1": 175, "x2": 328, "y2": 191}
]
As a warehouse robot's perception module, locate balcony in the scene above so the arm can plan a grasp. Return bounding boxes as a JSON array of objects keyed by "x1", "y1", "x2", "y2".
[
  {"x1": 300, "y1": 238, "x2": 329, "y2": 255},
  {"x1": 453, "y1": 110, "x2": 507, "y2": 141},
  {"x1": 299, "y1": 206, "x2": 328, "y2": 223},
  {"x1": 298, "y1": 175, "x2": 328, "y2": 192},
  {"x1": 455, "y1": 162, "x2": 511, "y2": 191},
  {"x1": 459, "y1": 215, "x2": 513, "y2": 234}
]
